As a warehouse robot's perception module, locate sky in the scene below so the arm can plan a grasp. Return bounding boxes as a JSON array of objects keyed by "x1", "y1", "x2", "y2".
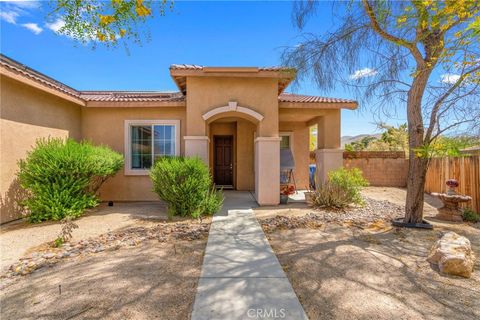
[{"x1": 0, "y1": 0, "x2": 412, "y2": 136}]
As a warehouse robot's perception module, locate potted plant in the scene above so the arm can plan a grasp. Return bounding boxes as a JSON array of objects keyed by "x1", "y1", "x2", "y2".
[
  {"x1": 280, "y1": 185, "x2": 295, "y2": 204},
  {"x1": 446, "y1": 179, "x2": 459, "y2": 195},
  {"x1": 304, "y1": 188, "x2": 315, "y2": 206}
]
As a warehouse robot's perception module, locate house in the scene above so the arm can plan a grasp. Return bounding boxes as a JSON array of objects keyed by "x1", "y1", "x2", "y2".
[{"x1": 0, "y1": 54, "x2": 357, "y2": 223}]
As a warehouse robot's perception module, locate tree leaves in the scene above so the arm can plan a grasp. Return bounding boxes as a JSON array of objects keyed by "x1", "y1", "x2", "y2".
[{"x1": 48, "y1": 0, "x2": 173, "y2": 46}]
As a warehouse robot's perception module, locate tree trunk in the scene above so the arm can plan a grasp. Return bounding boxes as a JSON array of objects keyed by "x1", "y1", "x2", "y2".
[
  {"x1": 405, "y1": 157, "x2": 429, "y2": 223},
  {"x1": 404, "y1": 68, "x2": 431, "y2": 223}
]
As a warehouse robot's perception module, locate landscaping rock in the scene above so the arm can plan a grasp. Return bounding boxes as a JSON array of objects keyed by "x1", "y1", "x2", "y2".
[
  {"x1": 427, "y1": 232, "x2": 476, "y2": 278},
  {"x1": 1, "y1": 220, "x2": 211, "y2": 282}
]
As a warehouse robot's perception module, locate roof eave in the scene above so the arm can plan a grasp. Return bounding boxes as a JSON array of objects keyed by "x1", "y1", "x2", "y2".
[
  {"x1": 279, "y1": 101, "x2": 358, "y2": 110},
  {"x1": 1, "y1": 66, "x2": 86, "y2": 106},
  {"x1": 170, "y1": 67, "x2": 296, "y2": 95},
  {"x1": 85, "y1": 100, "x2": 186, "y2": 108}
]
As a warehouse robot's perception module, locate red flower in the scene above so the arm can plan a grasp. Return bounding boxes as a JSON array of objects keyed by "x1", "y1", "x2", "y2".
[
  {"x1": 446, "y1": 179, "x2": 459, "y2": 187},
  {"x1": 281, "y1": 185, "x2": 295, "y2": 195}
]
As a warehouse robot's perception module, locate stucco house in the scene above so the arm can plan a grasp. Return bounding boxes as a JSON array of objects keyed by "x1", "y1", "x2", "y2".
[{"x1": 0, "y1": 54, "x2": 357, "y2": 223}]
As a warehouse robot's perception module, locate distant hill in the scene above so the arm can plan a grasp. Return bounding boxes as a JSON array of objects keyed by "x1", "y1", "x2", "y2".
[{"x1": 341, "y1": 134, "x2": 381, "y2": 147}]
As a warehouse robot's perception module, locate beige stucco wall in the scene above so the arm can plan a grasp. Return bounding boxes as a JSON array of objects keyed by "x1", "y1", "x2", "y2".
[
  {"x1": 315, "y1": 110, "x2": 341, "y2": 149},
  {"x1": 236, "y1": 120, "x2": 256, "y2": 191},
  {"x1": 279, "y1": 122, "x2": 310, "y2": 189},
  {"x1": 0, "y1": 76, "x2": 82, "y2": 223},
  {"x1": 186, "y1": 77, "x2": 279, "y2": 137},
  {"x1": 81, "y1": 106, "x2": 186, "y2": 201}
]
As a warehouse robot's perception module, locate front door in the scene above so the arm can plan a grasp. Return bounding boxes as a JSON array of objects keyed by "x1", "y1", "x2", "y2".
[{"x1": 214, "y1": 135, "x2": 233, "y2": 187}]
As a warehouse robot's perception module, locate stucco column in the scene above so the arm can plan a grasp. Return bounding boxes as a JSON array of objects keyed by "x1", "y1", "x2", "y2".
[
  {"x1": 184, "y1": 136, "x2": 209, "y2": 164},
  {"x1": 254, "y1": 137, "x2": 281, "y2": 205},
  {"x1": 315, "y1": 149, "x2": 343, "y2": 184},
  {"x1": 315, "y1": 110, "x2": 343, "y2": 185}
]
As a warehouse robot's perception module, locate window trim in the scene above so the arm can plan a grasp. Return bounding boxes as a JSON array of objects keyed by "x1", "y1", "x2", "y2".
[
  {"x1": 124, "y1": 119, "x2": 180, "y2": 175},
  {"x1": 279, "y1": 131, "x2": 294, "y2": 153}
]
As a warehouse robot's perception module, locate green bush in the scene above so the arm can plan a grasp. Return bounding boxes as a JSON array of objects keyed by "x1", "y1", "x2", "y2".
[
  {"x1": 462, "y1": 208, "x2": 480, "y2": 222},
  {"x1": 312, "y1": 182, "x2": 352, "y2": 209},
  {"x1": 328, "y1": 167, "x2": 369, "y2": 205},
  {"x1": 150, "y1": 156, "x2": 223, "y2": 218},
  {"x1": 312, "y1": 168, "x2": 369, "y2": 209},
  {"x1": 18, "y1": 138, "x2": 123, "y2": 222}
]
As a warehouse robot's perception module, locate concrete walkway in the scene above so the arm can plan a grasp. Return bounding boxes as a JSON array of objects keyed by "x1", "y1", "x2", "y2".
[{"x1": 191, "y1": 191, "x2": 308, "y2": 320}]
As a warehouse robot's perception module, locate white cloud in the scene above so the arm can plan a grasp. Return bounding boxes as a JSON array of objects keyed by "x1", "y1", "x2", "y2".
[
  {"x1": 440, "y1": 73, "x2": 461, "y2": 84},
  {"x1": 5, "y1": 1, "x2": 40, "y2": 9},
  {"x1": 21, "y1": 22, "x2": 41, "y2": 34},
  {"x1": 0, "y1": 11, "x2": 19, "y2": 24},
  {"x1": 0, "y1": 1, "x2": 41, "y2": 26},
  {"x1": 45, "y1": 18, "x2": 65, "y2": 33},
  {"x1": 350, "y1": 67, "x2": 378, "y2": 80}
]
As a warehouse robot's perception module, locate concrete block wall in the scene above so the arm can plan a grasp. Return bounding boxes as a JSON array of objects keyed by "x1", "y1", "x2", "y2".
[{"x1": 343, "y1": 151, "x2": 408, "y2": 187}]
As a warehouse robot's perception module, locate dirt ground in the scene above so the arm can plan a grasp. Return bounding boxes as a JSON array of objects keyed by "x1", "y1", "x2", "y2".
[
  {"x1": 0, "y1": 202, "x2": 196, "y2": 271},
  {"x1": 263, "y1": 187, "x2": 480, "y2": 320},
  {"x1": 0, "y1": 239, "x2": 207, "y2": 320}
]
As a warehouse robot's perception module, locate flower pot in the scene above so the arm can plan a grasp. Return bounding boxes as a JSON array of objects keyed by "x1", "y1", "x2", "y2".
[
  {"x1": 304, "y1": 191, "x2": 315, "y2": 206},
  {"x1": 280, "y1": 194, "x2": 289, "y2": 204}
]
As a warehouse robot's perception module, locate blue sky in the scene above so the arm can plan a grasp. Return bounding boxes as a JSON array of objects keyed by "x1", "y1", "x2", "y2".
[{"x1": 0, "y1": 0, "x2": 410, "y2": 136}]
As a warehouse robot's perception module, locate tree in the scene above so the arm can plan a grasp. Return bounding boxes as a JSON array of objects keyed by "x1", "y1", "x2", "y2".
[
  {"x1": 368, "y1": 123, "x2": 409, "y2": 153},
  {"x1": 48, "y1": 0, "x2": 173, "y2": 45},
  {"x1": 283, "y1": 1, "x2": 480, "y2": 223}
]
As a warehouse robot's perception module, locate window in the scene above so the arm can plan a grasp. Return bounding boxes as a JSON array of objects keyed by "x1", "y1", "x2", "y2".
[
  {"x1": 280, "y1": 135, "x2": 290, "y2": 149},
  {"x1": 280, "y1": 132, "x2": 293, "y2": 150},
  {"x1": 125, "y1": 120, "x2": 180, "y2": 175}
]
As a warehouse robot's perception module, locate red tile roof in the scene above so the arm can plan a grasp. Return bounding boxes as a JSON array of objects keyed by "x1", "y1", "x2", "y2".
[
  {"x1": 1, "y1": 54, "x2": 356, "y2": 107},
  {"x1": 0, "y1": 54, "x2": 80, "y2": 98},
  {"x1": 278, "y1": 93, "x2": 356, "y2": 104},
  {"x1": 170, "y1": 64, "x2": 290, "y2": 71},
  {"x1": 79, "y1": 91, "x2": 185, "y2": 102}
]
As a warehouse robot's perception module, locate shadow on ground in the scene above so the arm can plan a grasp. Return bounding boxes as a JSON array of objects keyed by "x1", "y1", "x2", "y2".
[
  {"x1": 0, "y1": 239, "x2": 207, "y2": 320},
  {"x1": 268, "y1": 224, "x2": 480, "y2": 320}
]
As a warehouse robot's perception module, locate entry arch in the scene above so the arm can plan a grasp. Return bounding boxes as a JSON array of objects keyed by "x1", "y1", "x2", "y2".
[{"x1": 202, "y1": 101, "x2": 264, "y2": 124}]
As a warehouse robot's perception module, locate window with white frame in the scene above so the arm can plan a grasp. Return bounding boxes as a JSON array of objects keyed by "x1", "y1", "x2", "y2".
[{"x1": 125, "y1": 120, "x2": 180, "y2": 174}]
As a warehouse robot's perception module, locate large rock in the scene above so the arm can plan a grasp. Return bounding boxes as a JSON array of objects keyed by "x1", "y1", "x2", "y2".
[{"x1": 427, "y1": 232, "x2": 476, "y2": 278}]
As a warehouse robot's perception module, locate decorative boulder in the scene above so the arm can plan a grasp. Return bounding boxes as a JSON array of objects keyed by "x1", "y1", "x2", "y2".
[{"x1": 427, "y1": 232, "x2": 476, "y2": 278}]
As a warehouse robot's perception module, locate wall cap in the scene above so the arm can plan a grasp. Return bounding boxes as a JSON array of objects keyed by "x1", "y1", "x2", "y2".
[
  {"x1": 184, "y1": 136, "x2": 210, "y2": 141},
  {"x1": 254, "y1": 137, "x2": 282, "y2": 142}
]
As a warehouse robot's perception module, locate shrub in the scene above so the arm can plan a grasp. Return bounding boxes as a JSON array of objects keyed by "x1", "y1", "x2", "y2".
[
  {"x1": 312, "y1": 182, "x2": 352, "y2": 209},
  {"x1": 462, "y1": 208, "x2": 480, "y2": 223},
  {"x1": 18, "y1": 138, "x2": 123, "y2": 222},
  {"x1": 328, "y1": 167, "x2": 369, "y2": 205},
  {"x1": 150, "y1": 156, "x2": 223, "y2": 218}
]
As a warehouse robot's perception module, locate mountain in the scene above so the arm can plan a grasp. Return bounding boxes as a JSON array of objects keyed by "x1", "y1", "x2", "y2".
[{"x1": 341, "y1": 134, "x2": 381, "y2": 147}]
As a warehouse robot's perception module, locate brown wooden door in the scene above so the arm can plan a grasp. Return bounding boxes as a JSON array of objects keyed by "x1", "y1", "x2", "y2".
[{"x1": 214, "y1": 136, "x2": 233, "y2": 186}]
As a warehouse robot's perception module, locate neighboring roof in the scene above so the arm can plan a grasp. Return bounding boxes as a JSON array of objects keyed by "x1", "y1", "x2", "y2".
[
  {"x1": 0, "y1": 54, "x2": 357, "y2": 109},
  {"x1": 279, "y1": 93, "x2": 356, "y2": 104}
]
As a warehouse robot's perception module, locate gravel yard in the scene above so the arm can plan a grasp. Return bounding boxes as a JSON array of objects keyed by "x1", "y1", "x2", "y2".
[
  {"x1": 0, "y1": 201, "x2": 197, "y2": 272},
  {"x1": 0, "y1": 238, "x2": 207, "y2": 320},
  {"x1": 260, "y1": 187, "x2": 480, "y2": 320},
  {"x1": 267, "y1": 223, "x2": 480, "y2": 320},
  {"x1": 1, "y1": 187, "x2": 478, "y2": 320}
]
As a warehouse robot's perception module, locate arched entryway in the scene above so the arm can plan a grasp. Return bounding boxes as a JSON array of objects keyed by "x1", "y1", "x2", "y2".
[{"x1": 204, "y1": 103, "x2": 260, "y2": 190}]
